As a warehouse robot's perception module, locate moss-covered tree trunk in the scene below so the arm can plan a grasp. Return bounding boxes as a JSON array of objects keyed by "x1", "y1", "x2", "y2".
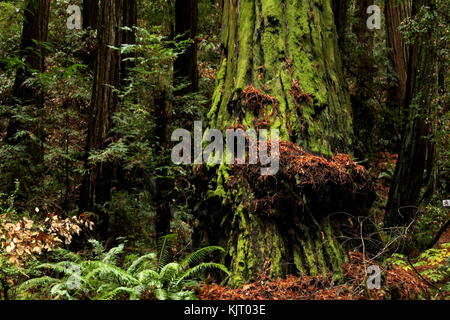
[
  {"x1": 209, "y1": 0, "x2": 353, "y2": 153},
  {"x1": 202, "y1": 0, "x2": 374, "y2": 286}
]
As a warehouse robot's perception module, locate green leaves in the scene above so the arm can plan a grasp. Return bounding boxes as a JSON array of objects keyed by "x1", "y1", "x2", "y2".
[{"x1": 20, "y1": 239, "x2": 229, "y2": 300}]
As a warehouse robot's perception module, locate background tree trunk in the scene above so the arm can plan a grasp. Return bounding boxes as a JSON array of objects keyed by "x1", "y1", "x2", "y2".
[
  {"x1": 386, "y1": 0, "x2": 438, "y2": 227},
  {"x1": 349, "y1": 0, "x2": 377, "y2": 158},
  {"x1": 174, "y1": 0, "x2": 198, "y2": 94},
  {"x1": 7, "y1": 0, "x2": 50, "y2": 141},
  {"x1": 201, "y1": 0, "x2": 374, "y2": 286},
  {"x1": 4, "y1": 0, "x2": 50, "y2": 186},
  {"x1": 332, "y1": 0, "x2": 349, "y2": 50},
  {"x1": 121, "y1": 0, "x2": 137, "y2": 85},
  {"x1": 83, "y1": 0, "x2": 99, "y2": 30},
  {"x1": 80, "y1": 0, "x2": 123, "y2": 239},
  {"x1": 81, "y1": 0, "x2": 98, "y2": 68},
  {"x1": 385, "y1": 0, "x2": 411, "y2": 109}
]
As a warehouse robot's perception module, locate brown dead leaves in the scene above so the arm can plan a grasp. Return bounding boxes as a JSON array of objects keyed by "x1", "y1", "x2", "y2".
[
  {"x1": 199, "y1": 251, "x2": 430, "y2": 300},
  {"x1": 0, "y1": 213, "x2": 93, "y2": 265}
]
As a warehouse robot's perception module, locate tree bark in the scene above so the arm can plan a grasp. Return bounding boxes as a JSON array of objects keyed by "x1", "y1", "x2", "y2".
[
  {"x1": 80, "y1": 0, "x2": 123, "y2": 239},
  {"x1": 386, "y1": 0, "x2": 438, "y2": 227},
  {"x1": 350, "y1": 0, "x2": 377, "y2": 158},
  {"x1": 7, "y1": 0, "x2": 50, "y2": 141},
  {"x1": 174, "y1": 0, "x2": 198, "y2": 94},
  {"x1": 332, "y1": 0, "x2": 349, "y2": 50},
  {"x1": 201, "y1": 0, "x2": 374, "y2": 286},
  {"x1": 121, "y1": 0, "x2": 137, "y2": 85},
  {"x1": 385, "y1": 0, "x2": 411, "y2": 109},
  {"x1": 83, "y1": 0, "x2": 99, "y2": 30}
]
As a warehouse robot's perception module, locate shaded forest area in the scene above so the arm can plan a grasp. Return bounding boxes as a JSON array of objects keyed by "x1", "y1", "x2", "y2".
[{"x1": 0, "y1": 0, "x2": 449, "y2": 300}]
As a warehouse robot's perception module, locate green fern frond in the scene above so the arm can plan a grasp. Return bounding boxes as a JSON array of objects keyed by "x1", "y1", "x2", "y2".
[
  {"x1": 176, "y1": 262, "x2": 229, "y2": 286},
  {"x1": 157, "y1": 234, "x2": 177, "y2": 270},
  {"x1": 180, "y1": 246, "x2": 225, "y2": 269},
  {"x1": 19, "y1": 276, "x2": 60, "y2": 291},
  {"x1": 88, "y1": 239, "x2": 105, "y2": 257},
  {"x1": 99, "y1": 286, "x2": 137, "y2": 300},
  {"x1": 37, "y1": 261, "x2": 80, "y2": 276},
  {"x1": 159, "y1": 262, "x2": 180, "y2": 283},
  {"x1": 51, "y1": 248, "x2": 83, "y2": 262},
  {"x1": 102, "y1": 244, "x2": 125, "y2": 264},
  {"x1": 136, "y1": 269, "x2": 161, "y2": 286},
  {"x1": 154, "y1": 288, "x2": 168, "y2": 300},
  {"x1": 83, "y1": 261, "x2": 139, "y2": 286},
  {"x1": 127, "y1": 253, "x2": 157, "y2": 275}
]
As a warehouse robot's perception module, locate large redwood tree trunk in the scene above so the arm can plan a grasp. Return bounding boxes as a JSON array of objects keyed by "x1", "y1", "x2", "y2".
[
  {"x1": 80, "y1": 0, "x2": 123, "y2": 239},
  {"x1": 199, "y1": 0, "x2": 375, "y2": 286}
]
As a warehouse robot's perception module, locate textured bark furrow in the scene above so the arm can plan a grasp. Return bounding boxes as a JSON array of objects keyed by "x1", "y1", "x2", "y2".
[
  {"x1": 385, "y1": 0, "x2": 412, "y2": 107},
  {"x1": 80, "y1": 0, "x2": 124, "y2": 238},
  {"x1": 387, "y1": 0, "x2": 438, "y2": 226},
  {"x1": 209, "y1": 0, "x2": 352, "y2": 155}
]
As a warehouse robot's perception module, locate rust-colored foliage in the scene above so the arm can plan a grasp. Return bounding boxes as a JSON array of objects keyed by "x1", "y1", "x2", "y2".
[
  {"x1": 230, "y1": 140, "x2": 375, "y2": 216},
  {"x1": 290, "y1": 79, "x2": 312, "y2": 110},
  {"x1": 241, "y1": 85, "x2": 279, "y2": 116},
  {"x1": 199, "y1": 251, "x2": 430, "y2": 300},
  {"x1": 0, "y1": 213, "x2": 94, "y2": 265}
]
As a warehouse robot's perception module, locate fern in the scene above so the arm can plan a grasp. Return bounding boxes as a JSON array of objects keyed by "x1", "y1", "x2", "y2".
[
  {"x1": 51, "y1": 248, "x2": 83, "y2": 263},
  {"x1": 127, "y1": 253, "x2": 157, "y2": 274},
  {"x1": 20, "y1": 239, "x2": 228, "y2": 300},
  {"x1": 157, "y1": 234, "x2": 177, "y2": 270},
  {"x1": 18, "y1": 276, "x2": 59, "y2": 291},
  {"x1": 102, "y1": 244, "x2": 125, "y2": 264},
  {"x1": 180, "y1": 246, "x2": 225, "y2": 269},
  {"x1": 176, "y1": 262, "x2": 230, "y2": 286}
]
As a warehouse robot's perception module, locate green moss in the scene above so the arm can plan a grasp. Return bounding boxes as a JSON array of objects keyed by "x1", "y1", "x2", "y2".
[{"x1": 208, "y1": 0, "x2": 355, "y2": 285}]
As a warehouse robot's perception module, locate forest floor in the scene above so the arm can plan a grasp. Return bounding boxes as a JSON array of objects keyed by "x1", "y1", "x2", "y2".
[{"x1": 198, "y1": 249, "x2": 448, "y2": 300}]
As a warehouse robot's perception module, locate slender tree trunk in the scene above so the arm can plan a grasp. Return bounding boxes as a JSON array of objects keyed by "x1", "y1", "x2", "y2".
[
  {"x1": 201, "y1": 0, "x2": 374, "y2": 286},
  {"x1": 81, "y1": 0, "x2": 98, "y2": 68},
  {"x1": 7, "y1": 0, "x2": 50, "y2": 141},
  {"x1": 174, "y1": 0, "x2": 198, "y2": 94},
  {"x1": 121, "y1": 0, "x2": 137, "y2": 85},
  {"x1": 349, "y1": 0, "x2": 377, "y2": 158},
  {"x1": 83, "y1": 0, "x2": 99, "y2": 30},
  {"x1": 154, "y1": 88, "x2": 173, "y2": 240},
  {"x1": 80, "y1": 0, "x2": 123, "y2": 239},
  {"x1": 385, "y1": 0, "x2": 411, "y2": 109},
  {"x1": 332, "y1": 0, "x2": 349, "y2": 50},
  {"x1": 386, "y1": 0, "x2": 438, "y2": 227}
]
